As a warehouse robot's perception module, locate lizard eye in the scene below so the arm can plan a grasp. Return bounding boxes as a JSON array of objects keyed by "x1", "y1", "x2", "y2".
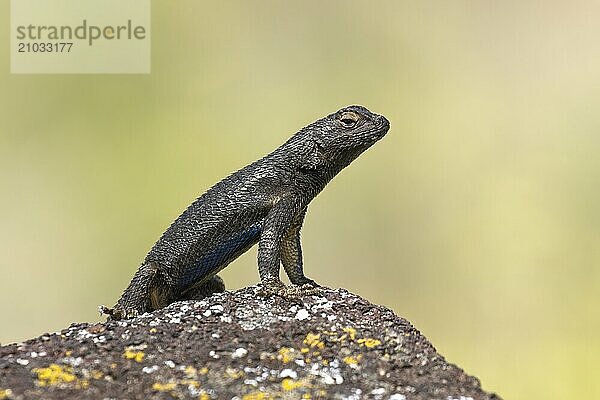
[{"x1": 339, "y1": 111, "x2": 359, "y2": 128}]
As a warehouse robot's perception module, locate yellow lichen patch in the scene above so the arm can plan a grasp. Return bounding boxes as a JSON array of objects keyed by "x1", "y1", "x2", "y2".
[
  {"x1": 33, "y1": 364, "x2": 88, "y2": 388},
  {"x1": 149, "y1": 328, "x2": 157, "y2": 333},
  {"x1": 242, "y1": 391, "x2": 273, "y2": 400},
  {"x1": 343, "y1": 354, "x2": 362, "y2": 366},
  {"x1": 281, "y1": 378, "x2": 310, "y2": 391},
  {"x1": 123, "y1": 349, "x2": 145, "y2": 362},
  {"x1": 342, "y1": 327, "x2": 357, "y2": 340},
  {"x1": 152, "y1": 382, "x2": 177, "y2": 392},
  {"x1": 303, "y1": 333, "x2": 325, "y2": 349},
  {"x1": 90, "y1": 370, "x2": 103, "y2": 380},
  {"x1": 225, "y1": 367, "x2": 244, "y2": 379},
  {"x1": 181, "y1": 379, "x2": 200, "y2": 388},
  {"x1": 300, "y1": 347, "x2": 309, "y2": 354},
  {"x1": 65, "y1": 350, "x2": 73, "y2": 357},
  {"x1": 199, "y1": 367, "x2": 209, "y2": 375},
  {"x1": 357, "y1": 338, "x2": 381, "y2": 348},
  {"x1": 0, "y1": 389, "x2": 13, "y2": 400},
  {"x1": 302, "y1": 394, "x2": 312, "y2": 399},
  {"x1": 199, "y1": 394, "x2": 211, "y2": 400},
  {"x1": 184, "y1": 365, "x2": 197, "y2": 378},
  {"x1": 152, "y1": 379, "x2": 200, "y2": 394},
  {"x1": 278, "y1": 347, "x2": 295, "y2": 364}
]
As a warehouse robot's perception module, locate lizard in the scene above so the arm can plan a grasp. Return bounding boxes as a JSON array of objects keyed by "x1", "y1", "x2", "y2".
[{"x1": 100, "y1": 105, "x2": 390, "y2": 320}]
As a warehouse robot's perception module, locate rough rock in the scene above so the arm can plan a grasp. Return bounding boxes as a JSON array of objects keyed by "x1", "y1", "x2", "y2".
[{"x1": 0, "y1": 287, "x2": 501, "y2": 399}]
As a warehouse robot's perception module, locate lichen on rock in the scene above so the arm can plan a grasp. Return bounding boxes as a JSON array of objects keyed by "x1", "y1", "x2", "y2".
[{"x1": 0, "y1": 286, "x2": 501, "y2": 399}]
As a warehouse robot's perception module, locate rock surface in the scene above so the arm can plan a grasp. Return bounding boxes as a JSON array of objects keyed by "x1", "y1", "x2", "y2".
[{"x1": 0, "y1": 287, "x2": 500, "y2": 400}]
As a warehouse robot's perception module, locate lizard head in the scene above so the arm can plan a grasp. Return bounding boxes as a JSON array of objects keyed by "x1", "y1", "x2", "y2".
[
  {"x1": 327, "y1": 105, "x2": 390, "y2": 149},
  {"x1": 299, "y1": 105, "x2": 390, "y2": 171}
]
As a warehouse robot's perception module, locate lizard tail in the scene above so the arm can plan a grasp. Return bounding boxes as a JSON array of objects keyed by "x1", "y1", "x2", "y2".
[{"x1": 102, "y1": 262, "x2": 172, "y2": 320}]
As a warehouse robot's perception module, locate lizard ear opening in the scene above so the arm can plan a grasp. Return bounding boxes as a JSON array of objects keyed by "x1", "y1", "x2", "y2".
[{"x1": 299, "y1": 140, "x2": 326, "y2": 171}]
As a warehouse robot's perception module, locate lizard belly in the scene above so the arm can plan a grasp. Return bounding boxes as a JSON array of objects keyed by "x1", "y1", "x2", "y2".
[{"x1": 177, "y1": 222, "x2": 262, "y2": 289}]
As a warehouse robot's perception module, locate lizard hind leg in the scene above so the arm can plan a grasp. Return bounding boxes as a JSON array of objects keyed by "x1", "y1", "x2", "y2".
[{"x1": 178, "y1": 275, "x2": 225, "y2": 301}]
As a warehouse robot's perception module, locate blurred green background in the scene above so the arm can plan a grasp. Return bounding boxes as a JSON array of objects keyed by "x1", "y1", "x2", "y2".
[{"x1": 1, "y1": 1, "x2": 599, "y2": 398}]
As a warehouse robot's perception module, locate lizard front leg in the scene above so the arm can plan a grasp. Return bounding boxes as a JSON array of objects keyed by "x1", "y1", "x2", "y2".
[
  {"x1": 281, "y1": 208, "x2": 319, "y2": 288},
  {"x1": 258, "y1": 202, "x2": 320, "y2": 299}
]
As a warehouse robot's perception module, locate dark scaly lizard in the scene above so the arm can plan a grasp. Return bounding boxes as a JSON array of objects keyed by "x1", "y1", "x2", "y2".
[{"x1": 101, "y1": 105, "x2": 390, "y2": 320}]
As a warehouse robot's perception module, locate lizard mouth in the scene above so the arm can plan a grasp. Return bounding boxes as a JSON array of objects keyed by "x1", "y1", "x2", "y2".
[
  {"x1": 378, "y1": 115, "x2": 390, "y2": 131},
  {"x1": 369, "y1": 115, "x2": 390, "y2": 142}
]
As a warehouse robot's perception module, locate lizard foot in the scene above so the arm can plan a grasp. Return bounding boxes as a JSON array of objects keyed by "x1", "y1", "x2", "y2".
[
  {"x1": 283, "y1": 283, "x2": 323, "y2": 297},
  {"x1": 291, "y1": 277, "x2": 321, "y2": 288},
  {"x1": 258, "y1": 280, "x2": 323, "y2": 305}
]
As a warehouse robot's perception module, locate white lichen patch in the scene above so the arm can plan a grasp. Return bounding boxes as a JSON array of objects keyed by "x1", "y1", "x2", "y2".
[
  {"x1": 310, "y1": 297, "x2": 334, "y2": 311},
  {"x1": 342, "y1": 388, "x2": 363, "y2": 400},
  {"x1": 231, "y1": 348, "x2": 248, "y2": 358},
  {"x1": 309, "y1": 362, "x2": 343, "y2": 385},
  {"x1": 63, "y1": 356, "x2": 83, "y2": 367},
  {"x1": 210, "y1": 305, "x2": 224, "y2": 313},
  {"x1": 75, "y1": 329, "x2": 95, "y2": 341},
  {"x1": 179, "y1": 304, "x2": 191, "y2": 312},
  {"x1": 142, "y1": 365, "x2": 159, "y2": 374},
  {"x1": 295, "y1": 309, "x2": 310, "y2": 320},
  {"x1": 279, "y1": 369, "x2": 298, "y2": 379}
]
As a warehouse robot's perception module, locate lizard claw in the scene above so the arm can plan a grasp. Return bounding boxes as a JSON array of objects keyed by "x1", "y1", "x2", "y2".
[
  {"x1": 293, "y1": 282, "x2": 323, "y2": 296},
  {"x1": 257, "y1": 280, "x2": 285, "y2": 298},
  {"x1": 258, "y1": 280, "x2": 322, "y2": 305},
  {"x1": 98, "y1": 305, "x2": 112, "y2": 316},
  {"x1": 293, "y1": 277, "x2": 320, "y2": 288}
]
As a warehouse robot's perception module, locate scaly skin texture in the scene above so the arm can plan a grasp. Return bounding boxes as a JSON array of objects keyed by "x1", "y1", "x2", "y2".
[{"x1": 101, "y1": 105, "x2": 390, "y2": 320}]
